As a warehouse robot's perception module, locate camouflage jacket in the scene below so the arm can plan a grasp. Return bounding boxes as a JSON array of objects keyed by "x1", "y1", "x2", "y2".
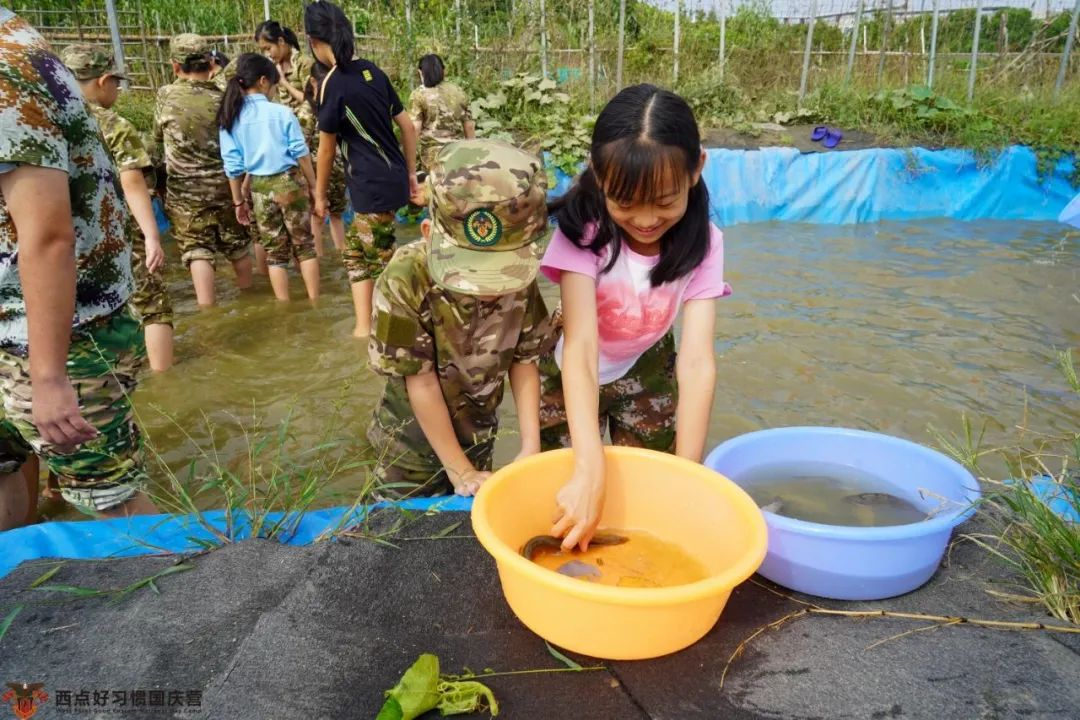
[
  {"x1": 408, "y1": 82, "x2": 472, "y2": 169},
  {"x1": 368, "y1": 239, "x2": 555, "y2": 450},
  {"x1": 152, "y1": 77, "x2": 229, "y2": 198},
  {"x1": 0, "y1": 11, "x2": 132, "y2": 355}
]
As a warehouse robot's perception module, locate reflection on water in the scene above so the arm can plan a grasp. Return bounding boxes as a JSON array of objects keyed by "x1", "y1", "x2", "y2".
[{"x1": 43, "y1": 220, "x2": 1080, "y2": 519}]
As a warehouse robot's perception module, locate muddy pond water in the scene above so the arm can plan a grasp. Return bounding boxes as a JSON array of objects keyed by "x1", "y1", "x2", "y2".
[{"x1": 44, "y1": 219, "x2": 1079, "y2": 519}]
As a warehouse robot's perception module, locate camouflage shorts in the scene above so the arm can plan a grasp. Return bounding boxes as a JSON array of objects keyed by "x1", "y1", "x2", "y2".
[
  {"x1": 366, "y1": 379, "x2": 495, "y2": 497},
  {"x1": 129, "y1": 236, "x2": 174, "y2": 328},
  {"x1": 0, "y1": 307, "x2": 148, "y2": 512},
  {"x1": 539, "y1": 332, "x2": 677, "y2": 452},
  {"x1": 343, "y1": 211, "x2": 396, "y2": 284},
  {"x1": 250, "y1": 168, "x2": 317, "y2": 267},
  {"x1": 166, "y1": 191, "x2": 252, "y2": 268},
  {"x1": 326, "y1": 156, "x2": 348, "y2": 216}
]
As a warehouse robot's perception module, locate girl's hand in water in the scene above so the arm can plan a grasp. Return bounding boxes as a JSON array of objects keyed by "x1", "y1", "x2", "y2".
[
  {"x1": 450, "y1": 467, "x2": 491, "y2": 497},
  {"x1": 551, "y1": 464, "x2": 605, "y2": 552}
]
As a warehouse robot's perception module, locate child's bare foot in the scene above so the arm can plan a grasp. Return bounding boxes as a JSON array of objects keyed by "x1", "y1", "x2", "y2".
[{"x1": 352, "y1": 326, "x2": 370, "y2": 339}]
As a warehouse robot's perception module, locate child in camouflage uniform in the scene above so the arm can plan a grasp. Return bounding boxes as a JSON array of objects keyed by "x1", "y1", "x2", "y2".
[
  {"x1": 367, "y1": 140, "x2": 555, "y2": 497},
  {"x1": 218, "y1": 53, "x2": 320, "y2": 301},
  {"x1": 61, "y1": 44, "x2": 176, "y2": 373},
  {"x1": 154, "y1": 34, "x2": 253, "y2": 307},
  {"x1": 305, "y1": 0, "x2": 420, "y2": 338},
  {"x1": 409, "y1": 54, "x2": 476, "y2": 172},
  {"x1": 0, "y1": 10, "x2": 156, "y2": 526},
  {"x1": 305, "y1": 62, "x2": 348, "y2": 255}
]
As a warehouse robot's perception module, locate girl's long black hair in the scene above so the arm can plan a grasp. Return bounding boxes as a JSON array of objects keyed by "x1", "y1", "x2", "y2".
[
  {"x1": 418, "y1": 54, "x2": 444, "y2": 88},
  {"x1": 550, "y1": 84, "x2": 710, "y2": 287},
  {"x1": 254, "y1": 20, "x2": 300, "y2": 51},
  {"x1": 304, "y1": 1, "x2": 354, "y2": 67},
  {"x1": 216, "y1": 53, "x2": 280, "y2": 131},
  {"x1": 305, "y1": 59, "x2": 331, "y2": 116}
]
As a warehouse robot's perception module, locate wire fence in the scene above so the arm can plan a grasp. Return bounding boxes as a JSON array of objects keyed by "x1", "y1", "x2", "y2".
[{"x1": 12, "y1": 0, "x2": 1080, "y2": 104}]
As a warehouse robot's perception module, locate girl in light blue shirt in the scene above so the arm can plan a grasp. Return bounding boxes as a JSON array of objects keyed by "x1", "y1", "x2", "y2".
[{"x1": 217, "y1": 53, "x2": 320, "y2": 301}]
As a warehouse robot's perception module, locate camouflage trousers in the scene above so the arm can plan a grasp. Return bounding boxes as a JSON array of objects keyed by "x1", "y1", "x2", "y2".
[
  {"x1": 539, "y1": 332, "x2": 677, "y2": 452},
  {"x1": 366, "y1": 376, "x2": 495, "y2": 497},
  {"x1": 343, "y1": 212, "x2": 396, "y2": 284},
  {"x1": 250, "y1": 168, "x2": 317, "y2": 267},
  {"x1": 326, "y1": 155, "x2": 348, "y2": 216},
  {"x1": 166, "y1": 186, "x2": 252, "y2": 268},
  {"x1": 0, "y1": 307, "x2": 148, "y2": 512},
  {"x1": 130, "y1": 234, "x2": 174, "y2": 328}
]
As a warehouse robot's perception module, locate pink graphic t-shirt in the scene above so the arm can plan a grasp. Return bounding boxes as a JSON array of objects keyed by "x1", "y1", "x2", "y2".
[{"x1": 541, "y1": 223, "x2": 731, "y2": 384}]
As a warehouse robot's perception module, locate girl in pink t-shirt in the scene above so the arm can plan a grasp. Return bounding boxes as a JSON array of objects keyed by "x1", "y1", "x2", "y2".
[{"x1": 539, "y1": 84, "x2": 731, "y2": 551}]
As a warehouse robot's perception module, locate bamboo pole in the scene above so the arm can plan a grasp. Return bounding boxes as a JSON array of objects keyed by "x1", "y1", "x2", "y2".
[
  {"x1": 799, "y1": 0, "x2": 818, "y2": 103},
  {"x1": 540, "y1": 0, "x2": 549, "y2": 78},
  {"x1": 928, "y1": 0, "x2": 941, "y2": 88},
  {"x1": 263, "y1": 0, "x2": 271, "y2": 22},
  {"x1": 845, "y1": 0, "x2": 864, "y2": 84},
  {"x1": 674, "y1": 0, "x2": 682, "y2": 85},
  {"x1": 968, "y1": 0, "x2": 984, "y2": 103},
  {"x1": 588, "y1": 0, "x2": 596, "y2": 112},
  {"x1": 878, "y1": 0, "x2": 894, "y2": 87},
  {"x1": 616, "y1": 0, "x2": 626, "y2": 89},
  {"x1": 103, "y1": 0, "x2": 127, "y2": 84},
  {"x1": 719, "y1": 0, "x2": 727, "y2": 81},
  {"x1": 1055, "y1": 0, "x2": 1080, "y2": 99}
]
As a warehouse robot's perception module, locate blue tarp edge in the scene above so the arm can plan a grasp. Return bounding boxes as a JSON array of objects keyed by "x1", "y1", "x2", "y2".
[
  {"x1": 0, "y1": 496, "x2": 473, "y2": 579},
  {"x1": 550, "y1": 145, "x2": 1077, "y2": 226}
]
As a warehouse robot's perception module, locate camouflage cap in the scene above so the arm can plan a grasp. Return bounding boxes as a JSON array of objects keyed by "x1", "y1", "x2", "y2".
[
  {"x1": 59, "y1": 44, "x2": 125, "y2": 81},
  {"x1": 169, "y1": 33, "x2": 211, "y2": 64},
  {"x1": 427, "y1": 139, "x2": 549, "y2": 296}
]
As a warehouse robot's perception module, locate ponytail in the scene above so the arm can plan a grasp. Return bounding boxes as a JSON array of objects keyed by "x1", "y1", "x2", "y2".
[
  {"x1": 216, "y1": 52, "x2": 280, "y2": 131},
  {"x1": 254, "y1": 20, "x2": 300, "y2": 51},
  {"x1": 304, "y1": 1, "x2": 355, "y2": 67}
]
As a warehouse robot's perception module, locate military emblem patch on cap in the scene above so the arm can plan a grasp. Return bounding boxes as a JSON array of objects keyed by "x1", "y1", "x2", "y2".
[{"x1": 463, "y1": 209, "x2": 502, "y2": 248}]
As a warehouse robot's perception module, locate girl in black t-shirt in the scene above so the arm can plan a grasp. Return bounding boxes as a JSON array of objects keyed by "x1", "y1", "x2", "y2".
[{"x1": 304, "y1": 1, "x2": 421, "y2": 338}]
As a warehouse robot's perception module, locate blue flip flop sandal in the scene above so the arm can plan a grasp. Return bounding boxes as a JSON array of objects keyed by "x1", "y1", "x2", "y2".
[
  {"x1": 823, "y1": 128, "x2": 843, "y2": 149},
  {"x1": 810, "y1": 126, "x2": 828, "y2": 142}
]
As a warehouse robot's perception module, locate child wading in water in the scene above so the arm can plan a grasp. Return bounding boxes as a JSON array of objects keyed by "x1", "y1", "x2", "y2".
[
  {"x1": 540, "y1": 85, "x2": 731, "y2": 550},
  {"x1": 304, "y1": 0, "x2": 421, "y2": 337},
  {"x1": 217, "y1": 53, "x2": 320, "y2": 300},
  {"x1": 367, "y1": 140, "x2": 554, "y2": 497}
]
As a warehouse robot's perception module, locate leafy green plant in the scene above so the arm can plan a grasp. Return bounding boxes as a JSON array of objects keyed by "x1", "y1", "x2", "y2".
[
  {"x1": 376, "y1": 654, "x2": 498, "y2": 720},
  {"x1": 872, "y1": 85, "x2": 969, "y2": 123}
]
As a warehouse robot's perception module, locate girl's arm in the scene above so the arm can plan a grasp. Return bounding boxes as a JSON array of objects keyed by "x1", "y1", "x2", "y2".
[
  {"x1": 509, "y1": 361, "x2": 541, "y2": 461},
  {"x1": 118, "y1": 169, "x2": 164, "y2": 273},
  {"x1": 552, "y1": 272, "x2": 606, "y2": 551},
  {"x1": 674, "y1": 298, "x2": 718, "y2": 462},
  {"x1": 392, "y1": 110, "x2": 421, "y2": 202},
  {"x1": 314, "y1": 130, "x2": 336, "y2": 218},
  {"x1": 228, "y1": 176, "x2": 251, "y2": 226},
  {"x1": 405, "y1": 372, "x2": 490, "y2": 496}
]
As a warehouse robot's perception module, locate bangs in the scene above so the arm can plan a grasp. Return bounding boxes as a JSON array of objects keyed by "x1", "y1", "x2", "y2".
[{"x1": 594, "y1": 138, "x2": 690, "y2": 205}]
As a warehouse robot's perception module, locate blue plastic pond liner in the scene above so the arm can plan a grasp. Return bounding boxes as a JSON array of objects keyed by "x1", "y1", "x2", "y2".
[
  {"x1": 0, "y1": 496, "x2": 473, "y2": 580},
  {"x1": 1059, "y1": 191, "x2": 1080, "y2": 229},
  {"x1": 547, "y1": 145, "x2": 1076, "y2": 226},
  {"x1": 1004, "y1": 476, "x2": 1080, "y2": 524}
]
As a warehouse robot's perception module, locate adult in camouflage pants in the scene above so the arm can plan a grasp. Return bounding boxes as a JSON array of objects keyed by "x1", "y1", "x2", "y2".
[
  {"x1": 61, "y1": 43, "x2": 176, "y2": 372},
  {"x1": 367, "y1": 140, "x2": 554, "y2": 497},
  {"x1": 154, "y1": 34, "x2": 253, "y2": 307},
  {"x1": 539, "y1": 330, "x2": 677, "y2": 452},
  {"x1": 0, "y1": 10, "x2": 156, "y2": 525}
]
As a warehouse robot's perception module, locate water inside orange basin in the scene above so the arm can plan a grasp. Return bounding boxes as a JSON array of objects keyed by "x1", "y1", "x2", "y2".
[{"x1": 529, "y1": 529, "x2": 710, "y2": 588}]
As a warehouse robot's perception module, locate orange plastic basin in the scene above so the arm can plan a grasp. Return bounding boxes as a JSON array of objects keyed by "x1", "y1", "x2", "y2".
[{"x1": 471, "y1": 447, "x2": 768, "y2": 660}]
